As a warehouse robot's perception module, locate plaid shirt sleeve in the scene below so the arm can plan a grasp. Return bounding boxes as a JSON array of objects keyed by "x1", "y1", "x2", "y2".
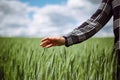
[{"x1": 63, "y1": 0, "x2": 113, "y2": 47}]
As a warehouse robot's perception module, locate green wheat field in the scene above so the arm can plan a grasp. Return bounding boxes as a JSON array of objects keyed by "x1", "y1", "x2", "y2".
[{"x1": 0, "y1": 37, "x2": 117, "y2": 80}]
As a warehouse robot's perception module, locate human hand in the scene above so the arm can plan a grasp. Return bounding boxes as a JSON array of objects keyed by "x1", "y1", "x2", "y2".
[{"x1": 40, "y1": 36, "x2": 65, "y2": 48}]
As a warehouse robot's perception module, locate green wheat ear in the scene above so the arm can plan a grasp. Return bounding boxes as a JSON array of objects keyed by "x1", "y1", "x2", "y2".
[{"x1": 0, "y1": 37, "x2": 116, "y2": 80}]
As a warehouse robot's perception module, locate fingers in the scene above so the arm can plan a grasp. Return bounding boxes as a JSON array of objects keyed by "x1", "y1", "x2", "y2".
[
  {"x1": 40, "y1": 39, "x2": 50, "y2": 47},
  {"x1": 40, "y1": 41, "x2": 53, "y2": 48},
  {"x1": 41, "y1": 37, "x2": 50, "y2": 42},
  {"x1": 46, "y1": 44, "x2": 53, "y2": 48},
  {"x1": 40, "y1": 38, "x2": 55, "y2": 48},
  {"x1": 41, "y1": 37, "x2": 57, "y2": 42},
  {"x1": 40, "y1": 36, "x2": 61, "y2": 48}
]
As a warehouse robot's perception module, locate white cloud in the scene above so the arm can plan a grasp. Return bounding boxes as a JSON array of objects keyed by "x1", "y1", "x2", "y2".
[{"x1": 0, "y1": 0, "x2": 114, "y2": 37}]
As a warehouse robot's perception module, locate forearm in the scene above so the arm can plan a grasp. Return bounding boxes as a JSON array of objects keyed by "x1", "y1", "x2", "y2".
[{"x1": 63, "y1": 0, "x2": 113, "y2": 47}]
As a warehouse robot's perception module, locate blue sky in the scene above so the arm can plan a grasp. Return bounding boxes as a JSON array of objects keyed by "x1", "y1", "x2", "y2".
[
  {"x1": 0, "y1": 0, "x2": 113, "y2": 37},
  {"x1": 20, "y1": 0, "x2": 67, "y2": 7},
  {"x1": 19, "y1": 0, "x2": 67, "y2": 20}
]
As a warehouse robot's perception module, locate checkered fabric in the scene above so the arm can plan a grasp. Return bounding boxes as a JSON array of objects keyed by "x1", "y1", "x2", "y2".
[
  {"x1": 63, "y1": 0, "x2": 120, "y2": 79},
  {"x1": 63, "y1": 0, "x2": 120, "y2": 51}
]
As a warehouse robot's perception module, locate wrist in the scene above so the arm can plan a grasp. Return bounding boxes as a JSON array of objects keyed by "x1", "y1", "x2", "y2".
[
  {"x1": 62, "y1": 36, "x2": 69, "y2": 47},
  {"x1": 60, "y1": 36, "x2": 65, "y2": 45}
]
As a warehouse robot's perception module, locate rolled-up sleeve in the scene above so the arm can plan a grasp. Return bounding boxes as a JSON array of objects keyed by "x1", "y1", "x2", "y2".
[{"x1": 63, "y1": 0, "x2": 113, "y2": 47}]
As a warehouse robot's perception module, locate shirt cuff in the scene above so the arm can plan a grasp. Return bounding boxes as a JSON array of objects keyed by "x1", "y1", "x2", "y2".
[{"x1": 62, "y1": 35, "x2": 73, "y2": 47}]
